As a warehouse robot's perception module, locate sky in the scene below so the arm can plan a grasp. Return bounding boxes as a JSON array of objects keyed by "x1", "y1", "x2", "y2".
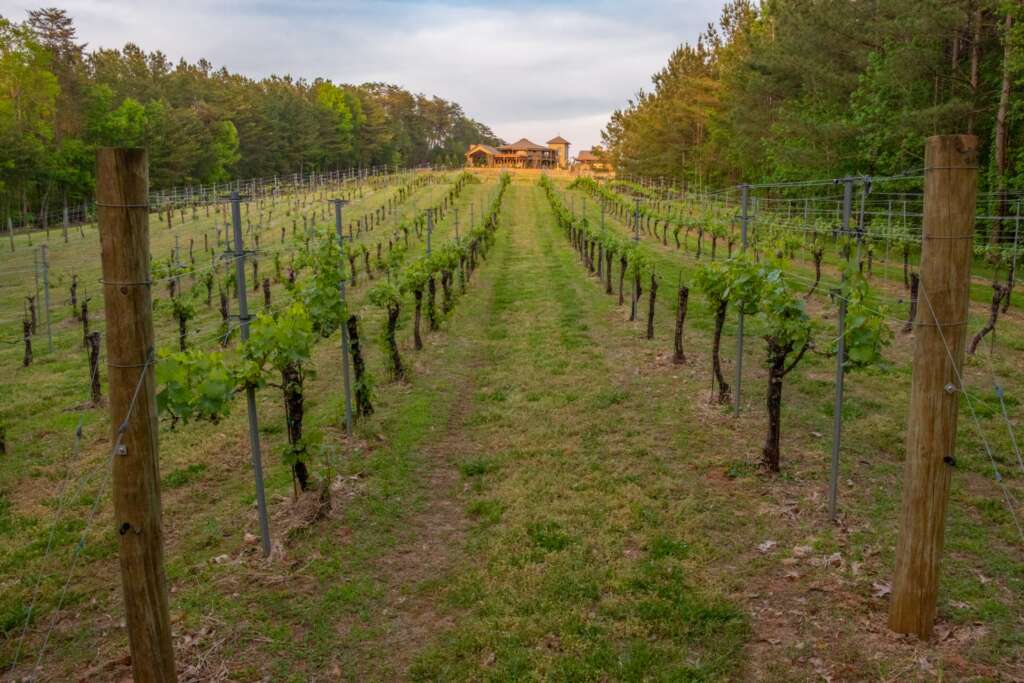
[{"x1": 1, "y1": 0, "x2": 725, "y2": 154}]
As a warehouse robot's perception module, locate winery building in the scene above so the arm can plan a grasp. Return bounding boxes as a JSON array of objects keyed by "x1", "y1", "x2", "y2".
[
  {"x1": 466, "y1": 136, "x2": 571, "y2": 170},
  {"x1": 575, "y1": 148, "x2": 612, "y2": 174}
]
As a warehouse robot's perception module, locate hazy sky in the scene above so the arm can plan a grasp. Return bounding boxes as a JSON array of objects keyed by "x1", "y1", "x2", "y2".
[{"x1": 2, "y1": 0, "x2": 724, "y2": 154}]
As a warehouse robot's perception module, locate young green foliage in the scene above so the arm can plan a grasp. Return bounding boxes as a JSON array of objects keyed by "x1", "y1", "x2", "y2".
[{"x1": 156, "y1": 349, "x2": 235, "y2": 425}]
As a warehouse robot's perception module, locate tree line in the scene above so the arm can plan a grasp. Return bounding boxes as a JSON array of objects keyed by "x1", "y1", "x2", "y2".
[
  {"x1": 601, "y1": 0, "x2": 1022, "y2": 221},
  {"x1": 0, "y1": 8, "x2": 501, "y2": 227}
]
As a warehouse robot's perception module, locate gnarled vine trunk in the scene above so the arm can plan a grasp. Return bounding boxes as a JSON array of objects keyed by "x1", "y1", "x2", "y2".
[
  {"x1": 761, "y1": 342, "x2": 789, "y2": 472},
  {"x1": 386, "y1": 303, "x2": 404, "y2": 379},
  {"x1": 22, "y1": 319, "x2": 32, "y2": 367},
  {"x1": 806, "y1": 248, "x2": 824, "y2": 299},
  {"x1": 427, "y1": 275, "x2": 439, "y2": 330},
  {"x1": 902, "y1": 244, "x2": 911, "y2": 289},
  {"x1": 177, "y1": 311, "x2": 188, "y2": 351},
  {"x1": 630, "y1": 269, "x2": 642, "y2": 322},
  {"x1": 87, "y1": 331, "x2": 102, "y2": 403},
  {"x1": 618, "y1": 257, "x2": 626, "y2": 305},
  {"x1": 441, "y1": 270, "x2": 453, "y2": 314},
  {"x1": 673, "y1": 285, "x2": 689, "y2": 364},
  {"x1": 81, "y1": 298, "x2": 90, "y2": 347},
  {"x1": 968, "y1": 284, "x2": 1009, "y2": 354},
  {"x1": 711, "y1": 300, "x2": 730, "y2": 404},
  {"x1": 413, "y1": 288, "x2": 423, "y2": 350},
  {"x1": 646, "y1": 273, "x2": 657, "y2": 339},
  {"x1": 605, "y1": 251, "x2": 614, "y2": 294},
  {"x1": 219, "y1": 290, "x2": 229, "y2": 347},
  {"x1": 902, "y1": 272, "x2": 919, "y2": 334},
  {"x1": 70, "y1": 275, "x2": 78, "y2": 319},
  {"x1": 282, "y1": 362, "x2": 310, "y2": 492},
  {"x1": 347, "y1": 315, "x2": 374, "y2": 417}
]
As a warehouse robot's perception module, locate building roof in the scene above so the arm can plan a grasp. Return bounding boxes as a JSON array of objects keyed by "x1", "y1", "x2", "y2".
[
  {"x1": 499, "y1": 138, "x2": 550, "y2": 152},
  {"x1": 576, "y1": 149, "x2": 601, "y2": 161},
  {"x1": 467, "y1": 144, "x2": 499, "y2": 155},
  {"x1": 547, "y1": 135, "x2": 570, "y2": 145}
]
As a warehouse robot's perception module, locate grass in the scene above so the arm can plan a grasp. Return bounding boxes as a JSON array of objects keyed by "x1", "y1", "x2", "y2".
[{"x1": 0, "y1": 171, "x2": 1021, "y2": 681}]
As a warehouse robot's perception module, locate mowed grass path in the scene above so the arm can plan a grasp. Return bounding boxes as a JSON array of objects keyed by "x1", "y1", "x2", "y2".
[{"x1": 398, "y1": 179, "x2": 749, "y2": 679}]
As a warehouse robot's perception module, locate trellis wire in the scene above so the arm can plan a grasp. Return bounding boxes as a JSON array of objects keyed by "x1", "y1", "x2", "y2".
[
  {"x1": 916, "y1": 282, "x2": 1024, "y2": 543},
  {"x1": 10, "y1": 350, "x2": 154, "y2": 676},
  {"x1": 10, "y1": 354, "x2": 103, "y2": 669}
]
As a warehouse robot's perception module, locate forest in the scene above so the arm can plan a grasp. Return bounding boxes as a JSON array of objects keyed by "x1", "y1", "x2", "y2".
[
  {"x1": 0, "y1": 8, "x2": 500, "y2": 226},
  {"x1": 602, "y1": 0, "x2": 1023, "y2": 202}
]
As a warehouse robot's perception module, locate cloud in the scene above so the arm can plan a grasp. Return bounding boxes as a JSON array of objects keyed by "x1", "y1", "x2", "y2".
[{"x1": 1, "y1": 0, "x2": 725, "y2": 151}]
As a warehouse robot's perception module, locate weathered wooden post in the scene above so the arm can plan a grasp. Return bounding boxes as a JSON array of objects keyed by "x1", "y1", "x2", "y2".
[
  {"x1": 96, "y1": 147, "x2": 178, "y2": 681},
  {"x1": 889, "y1": 134, "x2": 978, "y2": 639}
]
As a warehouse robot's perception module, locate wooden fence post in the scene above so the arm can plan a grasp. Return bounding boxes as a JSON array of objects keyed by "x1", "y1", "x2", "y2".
[
  {"x1": 889, "y1": 134, "x2": 978, "y2": 639},
  {"x1": 97, "y1": 147, "x2": 178, "y2": 681}
]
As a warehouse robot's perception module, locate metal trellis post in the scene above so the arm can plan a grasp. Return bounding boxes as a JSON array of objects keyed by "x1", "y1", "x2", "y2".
[
  {"x1": 231, "y1": 192, "x2": 272, "y2": 557},
  {"x1": 333, "y1": 199, "x2": 354, "y2": 436},
  {"x1": 41, "y1": 245, "x2": 52, "y2": 353},
  {"x1": 734, "y1": 184, "x2": 750, "y2": 415},
  {"x1": 828, "y1": 177, "x2": 855, "y2": 521},
  {"x1": 631, "y1": 197, "x2": 641, "y2": 321},
  {"x1": 426, "y1": 210, "x2": 433, "y2": 256}
]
